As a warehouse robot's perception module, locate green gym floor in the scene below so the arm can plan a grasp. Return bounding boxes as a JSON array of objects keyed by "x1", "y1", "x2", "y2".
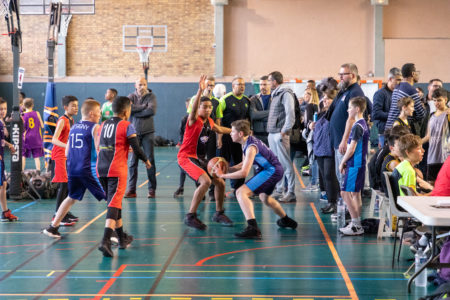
[{"x1": 0, "y1": 147, "x2": 437, "y2": 299}]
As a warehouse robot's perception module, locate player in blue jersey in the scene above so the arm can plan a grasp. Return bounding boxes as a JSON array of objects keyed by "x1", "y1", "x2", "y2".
[
  {"x1": 338, "y1": 96, "x2": 370, "y2": 236},
  {"x1": 215, "y1": 120, "x2": 297, "y2": 239},
  {"x1": 43, "y1": 100, "x2": 106, "y2": 238}
]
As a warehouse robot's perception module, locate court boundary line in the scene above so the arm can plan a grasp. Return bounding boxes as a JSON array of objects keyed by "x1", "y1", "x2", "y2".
[
  {"x1": 0, "y1": 293, "x2": 351, "y2": 298},
  {"x1": 310, "y1": 202, "x2": 358, "y2": 300}
]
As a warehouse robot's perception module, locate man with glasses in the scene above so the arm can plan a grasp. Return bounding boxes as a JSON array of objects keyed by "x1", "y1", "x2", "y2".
[
  {"x1": 385, "y1": 63, "x2": 425, "y2": 131},
  {"x1": 249, "y1": 76, "x2": 271, "y2": 146},
  {"x1": 216, "y1": 77, "x2": 250, "y2": 194},
  {"x1": 327, "y1": 63, "x2": 365, "y2": 186}
]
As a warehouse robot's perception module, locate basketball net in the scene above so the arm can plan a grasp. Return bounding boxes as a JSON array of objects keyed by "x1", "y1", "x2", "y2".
[
  {"x1": 0, "y1": 0, "x2": 11, "y2": 18},
  {"x1": 136, "y1": 46, "x2": 152, "y2": 70}
]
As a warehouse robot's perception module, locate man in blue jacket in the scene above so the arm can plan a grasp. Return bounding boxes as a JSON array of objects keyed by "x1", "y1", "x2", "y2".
[{"x1": 372, "y1": 67, "x2": 402, "y2": 147}]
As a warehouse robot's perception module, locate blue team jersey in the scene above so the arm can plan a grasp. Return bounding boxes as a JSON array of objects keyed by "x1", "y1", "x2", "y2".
[
  {"x1": 67, "y1": 120, "x2": 98, "y2": 177},
  {"x1": 346, "y1": 118, "x2": 370, "y2": 168},
  {"x1": 243, "y1": 135, "x2": 282, "y2": 173}
]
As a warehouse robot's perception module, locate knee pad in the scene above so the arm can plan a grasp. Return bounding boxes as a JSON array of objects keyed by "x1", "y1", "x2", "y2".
[{"x1": 106, "y1": 207, "x2": 120, "y2": 220}]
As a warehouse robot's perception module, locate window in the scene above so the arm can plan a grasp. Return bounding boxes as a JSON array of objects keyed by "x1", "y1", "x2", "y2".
[{"x1": 20, "y1": 0, "x2": 95, "y2": 15}]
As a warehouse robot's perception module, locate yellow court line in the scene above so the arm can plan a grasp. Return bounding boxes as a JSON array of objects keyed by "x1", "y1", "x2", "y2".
[
  {"x1": 130, "y1": 298, "x2": 142, "y2": 300},
  {"x1": 138, "y1": 172, "x2": 160, "y2": 188},
  {"x1": 46, "y1": 270, "x2": 55, "y2": 277},
  {"x1": 72, "y1": 210, "x2": 107, "y2": 234},
  {"x1": 310, "y1": 203, "x2": 358, "y2": 300},
  {"x1": 212, "y1": 298, "x2": 233, "y2": 300}
]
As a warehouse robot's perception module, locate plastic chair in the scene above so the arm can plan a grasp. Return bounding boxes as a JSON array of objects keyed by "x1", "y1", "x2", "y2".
[
  {"x1": 383, "y1": 171, "x2": 415, "y2": 267},
  {"x1": 400, "y1": 185, "x2": 416, "y2": 196}
]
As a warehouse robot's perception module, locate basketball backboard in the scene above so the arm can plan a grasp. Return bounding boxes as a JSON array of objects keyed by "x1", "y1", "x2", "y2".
[
  {"x1": 20, "y1": 0, "x2": 95, "y2": 15},
  {"x1": 123, "y1": 25, "x2": 167, "y2": 53}
]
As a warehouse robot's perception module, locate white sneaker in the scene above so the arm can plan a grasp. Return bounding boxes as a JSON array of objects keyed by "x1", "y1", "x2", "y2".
[
  {"x1": 279, "y1": 193, "x2": 297, "y2": 203},
  {"x1": 271, "y1": 190, "x2": 284, "y2": 199},
  {"x1": 339, "y1": 223, "x2": 364, "y2": 235}
]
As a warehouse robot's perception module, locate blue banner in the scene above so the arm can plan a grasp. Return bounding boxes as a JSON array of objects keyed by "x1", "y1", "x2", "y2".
[{"x1": 43, "y1": 82, "x2": 58, "y2": 168}]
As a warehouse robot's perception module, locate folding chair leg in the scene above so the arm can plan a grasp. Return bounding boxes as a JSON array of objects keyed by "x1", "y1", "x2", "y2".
[
  {"x1": 392, "y1": 218, "x2": 399, "y2": 268},
  {"x1": 398, "y1": 218, "x2": 406, "y2": 263}
]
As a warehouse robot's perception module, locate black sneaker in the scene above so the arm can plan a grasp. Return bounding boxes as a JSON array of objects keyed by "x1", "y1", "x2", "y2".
[
  {"x1": 42, "y1": 225, "x2": 61, "y2": 238},
  {"x1": 211, "y1": 211, "x2": 233, "y2": 226},
  {"x1": 184, "y1": 213, "x2": 207, "y2": 230},
  {"x1": 66, "y1": 211, "x2": 79, "y2": 222},
  {"x1": 234, "y1": 225, "x2": 262, "y2": 239},
  {"x1": 98, "y1": 239, "x2": 114, "y2": 257},
  {"x1": 173, "y1": 187, "x2": 184, "y2": 198},
  {"x1": 276, "y1": 216, "x2": 298, "y2": 229},
  {"x1": 321, "y1": 204, "x2": 336, "y2": 214},
  {"x1": 118, "y1": 232, "x2": 134, "y2": 249},
  {"x1": 60, "y1": 215, "x2": 76, "y2": 226}
]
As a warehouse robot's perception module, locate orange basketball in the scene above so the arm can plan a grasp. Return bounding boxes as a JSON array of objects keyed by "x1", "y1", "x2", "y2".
[{"x1": 207, "y1": 157, "x2": 229, "y2": 178}]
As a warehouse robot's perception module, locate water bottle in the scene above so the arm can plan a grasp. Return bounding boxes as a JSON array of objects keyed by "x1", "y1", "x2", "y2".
[
  {"x1": 414, "y1": 248, "x2": 428, "y2": 287},
  {"x1": 313, "y1": 112, "x2": 318, "y2": 122},
  {"x1": 337, "y1": 198, "x2": 345, "y2": 229}
]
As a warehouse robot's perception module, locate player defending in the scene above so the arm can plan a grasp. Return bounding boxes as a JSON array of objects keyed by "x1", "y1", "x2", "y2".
[
  {"x1": 22, "y1": 98, "x2": 44, "y2": 170},
  {"x1": 43, "y1": 100, "x2": 106, "y2": 237},
  {"x1": 215, "y1": 120, "x2": 297, "y2": 238},
  {"x1": 178, "y1": 75, "x2": 233, "y2": 230},
  {"x1": 97, "y1": 96, "x2": 151, "y2": 257}
]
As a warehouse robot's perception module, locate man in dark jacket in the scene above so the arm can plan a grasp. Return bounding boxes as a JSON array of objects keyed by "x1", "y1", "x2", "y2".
[
  {"x1": 249, "y1": 75, "x2": 271, "y2": 146},
  {"x1": 125, "y1": 77, "x2": 158, "y2": 198},
  {"x1": 372, "y1": 67, "x2": 402, "y2": 147}
]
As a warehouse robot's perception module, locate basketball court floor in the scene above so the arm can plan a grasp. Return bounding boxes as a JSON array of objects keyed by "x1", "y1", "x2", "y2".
[{"x1": 0, "y1": 147, "x2": 433, "y2": 299}]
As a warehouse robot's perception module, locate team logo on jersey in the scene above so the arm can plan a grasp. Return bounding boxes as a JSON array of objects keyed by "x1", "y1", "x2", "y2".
[{"x1": 200, "y1": 136, "x2": 209, "y2": 144}]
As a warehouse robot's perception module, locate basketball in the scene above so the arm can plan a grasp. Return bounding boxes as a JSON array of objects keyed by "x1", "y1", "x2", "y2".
[{"x1": 207, "y1": 157, "x2": 229, "y2": 178}]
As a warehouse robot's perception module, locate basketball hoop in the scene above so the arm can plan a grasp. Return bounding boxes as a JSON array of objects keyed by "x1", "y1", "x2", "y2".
[
  {"x1": 0, "y1": 0, "x2": 11, "y2": 18},
  {"x1": 136, "y1": 46, "x2": 152, "y2": 70}
]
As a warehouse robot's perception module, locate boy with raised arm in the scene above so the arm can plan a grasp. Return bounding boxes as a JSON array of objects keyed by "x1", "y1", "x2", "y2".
[
  {"x1": 97, "y1": 96, "x2": 151, "y2": 257},
  {"x1": 178, "y1": 75, "x2": 233, "y2": 230},
  {"x1": 43, "y1": 100, "x2": 106, "y2": 237},
  {"x1": 216, "y1": 120, "x2": 297, "y2": 239}
]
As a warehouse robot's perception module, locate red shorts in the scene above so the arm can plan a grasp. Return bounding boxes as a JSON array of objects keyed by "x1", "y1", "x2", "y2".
[
  {"x1": 178, "y1": 156, "x2": 208, "y2": 182},
  {"x1": 100, "y1": 176, "x2": 127, "y2": 210},
  {"x1": 52, "y1": 158, "x2": 68, "y2": 183}
]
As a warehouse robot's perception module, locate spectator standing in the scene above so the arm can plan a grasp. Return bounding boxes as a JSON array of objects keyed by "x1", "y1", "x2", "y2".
[{"x1": 249, "y1": 76, "x2": 271, "y2": 146}]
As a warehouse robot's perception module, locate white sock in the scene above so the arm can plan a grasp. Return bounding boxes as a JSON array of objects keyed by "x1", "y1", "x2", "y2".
[{"x1": 351, "y1": 218, "x2": 361, "y2": 226}]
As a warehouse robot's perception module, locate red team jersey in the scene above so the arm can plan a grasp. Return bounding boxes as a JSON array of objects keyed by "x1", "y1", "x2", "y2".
[
  {"x1": 177, "y1": 116, "x2": 215, "y2": 160},
  {"x1": 97, "y1": 117, "x2": 136, "y2": 178},
  {"x1": 51, "y1": 115, "x2": 73, "y2": 160}
]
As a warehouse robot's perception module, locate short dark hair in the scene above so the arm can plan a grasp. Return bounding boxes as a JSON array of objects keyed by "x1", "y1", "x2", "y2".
[
  {"x1": 401, "y1": 63, "x2": 416, "y2": 78},
  {"x1": 416, "y1": 87, "x2": 424, "y2": 93},
  {"x1": 185, "y1": 97, "x2": 191, "y2": 103},
  {"x1": 269, "y1": 71, "x2": 283, "y2": 84},
  {"x1": 349, "y1": 96, "x2": 366, "y2": 113},
  {"x1": 432, "y1": 88, "x2": 448, "y2": 100},
  {"x1": 429, "y1": 78, "x2": 442, "y2": 85},
  {"x1": 390, "y1": 124, "x2": 411, "y2": 137},
  {"x1": 200, "y1": 96, "x2": 212, "y2": 103},
  {"x1": 62, "y1": 95, "x2": 78, "y2": 107},
  {"x1": 19, "y1": 92, "x2": 26, "y2": 98},
  {"x1": 397, "y1": 97, "x2": 414, "y2": 109},
  {"x1": 260, "y1": 75, "x2": 268, "y2": 81},
  {"x1": 231, "y1": 119, "x2": 251, "y2": 136},
  {"x1": 399, "y1": 134, "x2": 422, "y2": 158},
  {"x1": 108, "y1": 88, "x2": 118, "y2": 97},
  {"x1": 112, "y1": 96, "x2": 131, "y2": 114},
  {"x1": 0, "y1": 98, "x2": 6, "y2": 105},
  {"x1": 387, "y1": 133, "x2": 403, "y2": 147}
]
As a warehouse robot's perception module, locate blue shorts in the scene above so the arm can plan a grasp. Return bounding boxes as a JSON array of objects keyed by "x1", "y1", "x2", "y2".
[
  {"x1": 68, "y1": 173, "x2": 106, "y2": 201},
  {"x1": 246, "y1": 166, "x2": 283, "y2": 195},
  {"x1": 342, "y1": 165, "x2": 366, "y2": 192}
]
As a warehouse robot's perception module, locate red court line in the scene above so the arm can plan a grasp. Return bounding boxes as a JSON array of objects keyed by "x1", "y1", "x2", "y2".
[
  {"x1": 310, "y1": 202, "x2": 358, "y2": 300},
  {"x1": 92, "y1": 264, "x2": 127, "y2": 300},
  {"x1": 0, "y1": 293, "x2": 352, "y2": 298},
  {"x1": 194, "y1": 243, "x2": 328, "y2": 266},
  {"x1": 174, "y1": 263, "x2": 337, "y2": 268}
]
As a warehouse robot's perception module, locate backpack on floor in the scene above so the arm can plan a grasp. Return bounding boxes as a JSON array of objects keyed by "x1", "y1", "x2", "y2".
[
  {"x1": 419, "y1": 282, "x2": 450, "y2": 300},
  {"x1": 439, "y1": 239, "x2": 450, "y2": 281}
]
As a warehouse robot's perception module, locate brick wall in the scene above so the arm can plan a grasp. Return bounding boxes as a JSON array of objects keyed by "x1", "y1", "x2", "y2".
[{"x1": 0, "y1": 0, "x2": 215, "y2": 78}]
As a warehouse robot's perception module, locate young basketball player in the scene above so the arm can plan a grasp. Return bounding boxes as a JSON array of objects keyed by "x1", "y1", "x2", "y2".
[
  {"x1": 215, "y1": 120, "x2": 297, "y2": 238},
  {"x1": 97, "y1": 96, "x2": 151, "y2": 257},
  {"x1": 51, "y1": 96, "x2": 79, "y2": 226},
  {"x1": 177, "y1": 75, "x2": 233, "y2": 231},
  {"x1": 0, "y1": 98, "x2": 18, "y2": 222},
  {"x1": 43, "y1": 100, "x2": 106, "y2": 237},
  {"x1": 22, "y1": 98, "x2": 44, "y2": 170}
]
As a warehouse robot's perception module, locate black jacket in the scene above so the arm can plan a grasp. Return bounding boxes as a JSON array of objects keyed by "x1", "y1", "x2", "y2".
[
  {"x1": 372, "y1": 85, "x2": 392, "y2": 134},
  {"x1": 128, "y1": 90, "x2": 157, "y2": 135}
]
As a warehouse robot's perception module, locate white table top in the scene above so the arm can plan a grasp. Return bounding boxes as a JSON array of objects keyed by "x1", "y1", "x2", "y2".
[{"x1": 398, "y1": 196, "x2": 450, "y2": 227}]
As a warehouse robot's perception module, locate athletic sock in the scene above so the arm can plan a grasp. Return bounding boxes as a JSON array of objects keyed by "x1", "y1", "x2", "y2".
[
  {"x1": 103, "y1": 228, "x2": 114, "y2": 242},
  {"x1": 115, "y1": 226, "x2": 124, "y2": 239},
  {"x1": 247, "y1": 219, "x2": 257, "y2": 227},
  {"x1": 55, "y1": 182, "x2": 68, "y2": 211},
  {"x1": 351, "y1": 218, "x2": 361, "y2": 226}
]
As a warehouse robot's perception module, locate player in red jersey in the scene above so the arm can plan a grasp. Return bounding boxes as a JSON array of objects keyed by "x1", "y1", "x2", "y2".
[
  {"x1": 97, "y1": 96, "x2": 151, "y2": 257},
  {"x1": 178, "y1": 75, "x2": 233, "y2": 230},
  {"x1": 51, "y1": 96, "x2": 78, "y2": 226}
]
